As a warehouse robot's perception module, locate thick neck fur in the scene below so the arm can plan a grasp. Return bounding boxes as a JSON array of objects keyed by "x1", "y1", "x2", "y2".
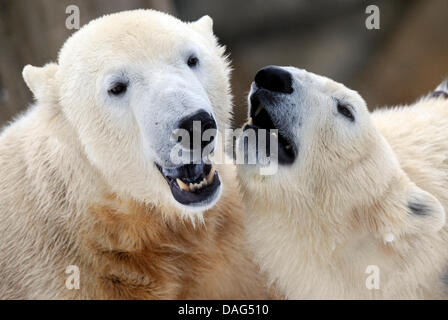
[
  {"x1": 1, "y1": 102, "x2": 266, "y2": 299},
  {"x1": 243, "y1": 131, "x2": 403, "y2": 238},
  {"x1": 239, "y1": 132, "x2": 414, "y2": 298}
]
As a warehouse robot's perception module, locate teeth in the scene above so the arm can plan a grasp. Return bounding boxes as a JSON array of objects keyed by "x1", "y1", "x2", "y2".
[
  {"x1": 255, "y1": 105, "x2": 264, "y2": 116},
  {"x1": 189, "y1": 177, "x2": 207, "y2": 191},
  {"x1": 175, "y1": 166, "x2": 217, "y2": 192},
  {"x1": 243, "y1": 117, "x2": 253, "y2": 127},
  {"x1": 206, "y1": 167, "x2": 216, "y2": 184},
  {"x1": 176, "y1": 178, "x2": 190, "y2": 191}
]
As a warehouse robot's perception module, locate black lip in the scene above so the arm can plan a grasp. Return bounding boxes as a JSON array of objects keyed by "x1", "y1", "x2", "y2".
[
  {"x1": 244, "y1": 88, "x2": 296, "y2": 165},
  {"x1": 156, "y1": 163, "x2": 221, "y2": 207}
]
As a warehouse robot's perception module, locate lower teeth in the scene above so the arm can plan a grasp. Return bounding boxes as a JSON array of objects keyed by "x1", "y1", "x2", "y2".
[
  {"x1": 206, "y1": 167, "x2": 216, "y2": 184},
  {"x1": 244, "y1": 117, "x2": 253, "y2": 126},
  {"x1": 176, "y1": 178, "x2": 190, "y2": 191},
  {"x1": 175, "y1": 167, "x2": 216, "y2": 192}
]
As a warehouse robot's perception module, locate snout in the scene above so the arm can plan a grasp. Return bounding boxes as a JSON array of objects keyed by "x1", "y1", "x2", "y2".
[
  {"x1": 243, "y1": 66, "x2": 297, "y2": 165},
  {"x1": 157, "y1": 110, "x2": 221, "y2": 209},
  {"x1": 254, "y1": 66, "x2": 293, "y2": 94}
]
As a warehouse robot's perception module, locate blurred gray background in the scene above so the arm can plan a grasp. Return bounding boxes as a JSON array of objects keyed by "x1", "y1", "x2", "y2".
[{"x1": 0, "y1": 0, "x2": 447, "y2": 128}]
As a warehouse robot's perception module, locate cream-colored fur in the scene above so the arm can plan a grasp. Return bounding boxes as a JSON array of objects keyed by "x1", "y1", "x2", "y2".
[
  {"x1": 237, "y1": 68, "x2": 448, "y2": 299},
  {"x1": 0, "y1": 10, "x2": 269, "y2": 299}
]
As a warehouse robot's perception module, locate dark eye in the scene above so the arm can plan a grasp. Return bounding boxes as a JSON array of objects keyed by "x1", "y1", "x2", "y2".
[
  {"x1": 337, "y1": 103, "x2": 354, "y2": 122},
  {"x1": 187, "y1": 55, "x2": 199, "y2": 68},
  {"x1": 108, "y1": 82, "x2": 127, "y2": 96}
]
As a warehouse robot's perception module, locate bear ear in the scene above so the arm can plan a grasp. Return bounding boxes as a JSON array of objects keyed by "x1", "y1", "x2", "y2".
[
  {"x1": 191, "y1": 15, "x2": 214, "y2": 34},
  {"x1": 428, "y1": 78, "x2": 448, "y2": 99},
  {"x1": 405, "y1": 184, "x2": 446, "y2": 233},
  {"x1": 22, "y1": 63, "x2": 59, "y2": 102}
]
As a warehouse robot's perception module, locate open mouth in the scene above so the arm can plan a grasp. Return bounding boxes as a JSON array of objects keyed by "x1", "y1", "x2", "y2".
[
  {"x1": 243, "y1": 88, "x2": 296, "y2": 165},
  {"x1": 156, "y1": 162, "x2": 221, "y2": 207}
]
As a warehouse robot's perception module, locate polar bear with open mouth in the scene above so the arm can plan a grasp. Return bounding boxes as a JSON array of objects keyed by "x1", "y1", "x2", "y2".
[
  {"x1": 237, "y1": 66, "x2": 448, "y2": 299},
  {"x1": 0, "y1": 10, "x2": 269, "y2": 299}
]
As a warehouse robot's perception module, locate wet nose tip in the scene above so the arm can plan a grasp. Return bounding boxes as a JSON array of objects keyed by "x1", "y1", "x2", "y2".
[
  {"x1": 254, "y1": 66, "x2": 293, "y2": 94},
  {"x1": 178, "y1": 110, "x2": 217, "y2": 151}
]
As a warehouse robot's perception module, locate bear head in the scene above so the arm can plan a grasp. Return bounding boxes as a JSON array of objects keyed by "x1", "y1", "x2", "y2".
[
  {"x1": 237, "y1": 66, "x2": 445, "y2": 239},
  {"x1": 22, "y1": 10, "x2": 232, "y2": 216}
]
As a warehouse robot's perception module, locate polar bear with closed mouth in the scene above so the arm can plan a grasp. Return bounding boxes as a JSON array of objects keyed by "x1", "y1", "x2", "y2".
[
  {"x1": 237, "y1": 66, "x2": 448, "y2": 299},
  {"x1": 0, "y1": 10, "x2": 269, "y2": 299}
]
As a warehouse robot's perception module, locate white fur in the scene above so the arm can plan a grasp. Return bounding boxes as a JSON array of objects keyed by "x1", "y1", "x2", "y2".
[
  {"x1": 237, "y1": 68, "x2": 448, "y2": 299},
  {"x1": 0, "y1": 10, "x2": 234, "y2": 299}
]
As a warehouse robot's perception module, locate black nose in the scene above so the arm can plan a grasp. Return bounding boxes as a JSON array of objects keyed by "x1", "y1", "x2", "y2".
[
  {"x1": 255, "y1": 66, "x2": 293, "y2": 94},
  {"x1": 178, "y1": 111, "x2": 217, "y2": 151}
]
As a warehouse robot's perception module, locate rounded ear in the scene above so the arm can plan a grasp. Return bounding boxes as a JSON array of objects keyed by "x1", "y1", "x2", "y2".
[
  {"x1": 191, "y1": 15, "x2": 213, "y2": 34},
  {"x1": 23, "y1": 63, "x2": 59, "y2": 102},
  {"x1": 428, "y1": 78, "x2": 448, "y2": 99},
  {"x1": 405, "y1": 184, "x2": 446, "y2": 233}
]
